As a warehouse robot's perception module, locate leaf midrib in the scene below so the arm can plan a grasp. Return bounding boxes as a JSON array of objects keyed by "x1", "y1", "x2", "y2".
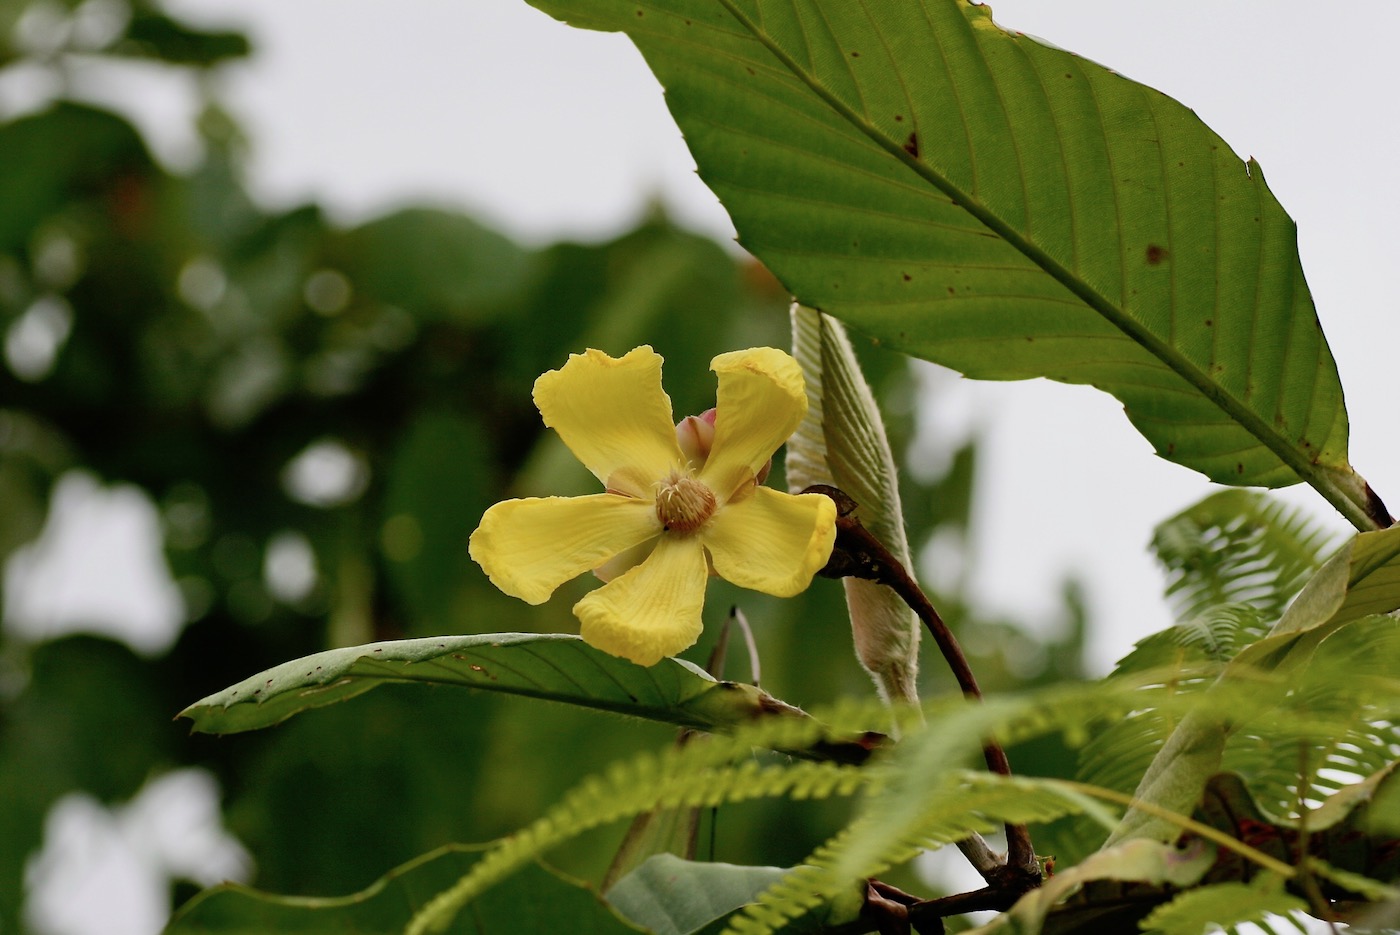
[{"x1": 704, "y1": 0, "x2": 1373, "y2": 530}]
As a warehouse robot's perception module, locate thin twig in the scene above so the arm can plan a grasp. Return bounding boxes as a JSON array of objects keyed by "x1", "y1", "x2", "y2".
[{"x1": 729, "y1": 605, "x2": 762, "y2": 686}]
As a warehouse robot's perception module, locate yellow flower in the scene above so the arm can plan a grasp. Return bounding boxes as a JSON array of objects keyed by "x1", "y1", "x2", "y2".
[{"x1": 469, "y1": 345, "x2": 838, "y2": 667}]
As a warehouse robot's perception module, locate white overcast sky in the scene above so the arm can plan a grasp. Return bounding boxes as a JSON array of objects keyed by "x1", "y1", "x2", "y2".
[{"x1": 126, "y1": 0, "x2": 1400, "y2": 671}]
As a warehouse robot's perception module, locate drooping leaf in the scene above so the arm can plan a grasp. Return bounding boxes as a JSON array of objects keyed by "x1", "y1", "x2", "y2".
[
  {"x1": 165, "y1": 846, "x2": 645, "y2": 934},
  {"x1": 178, "y1": 633, "x2": 843, "y2": 739},
  {"x1": 787, "y1": 305, "x2": 920, "y2": 705},
  {"x1": 522, "y1": 0, "x2": 1381, "y2": 528}
]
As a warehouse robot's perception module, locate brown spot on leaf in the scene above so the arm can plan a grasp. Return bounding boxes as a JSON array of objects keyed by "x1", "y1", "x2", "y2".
[
  {"x1": 1146, "y1": 244, "x2": 1168, "y2": 265},
  {"x1": 1237, "y1": 463, "x2": 1245, "y2": 474},
  {"x1": 902, "y1": 273, "x2": 912, "y2": 281},
  {"x1": 1204, "y1": 319, "x2": 1213, "y2": 327},
  {"x1": 903, "y1": 132, "x2": 919, "y2": 158},
  {"x1": 894, "y1": 114, "x2": 904, "y2": 122},
  {"x1": 850, "y1": 50, "x2": 860, "y2": 57}
]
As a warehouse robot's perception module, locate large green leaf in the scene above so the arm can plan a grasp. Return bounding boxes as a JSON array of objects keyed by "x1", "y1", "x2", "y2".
[
  {"x1": 179, "y1": 633, "x2": 816, "y2": 736},
  {"x1": 165, "y1": 846, "x2": 644, "y2": 934},
  {"x1": 523, "y1": 0, "x2": 1381, "y2": 528}
]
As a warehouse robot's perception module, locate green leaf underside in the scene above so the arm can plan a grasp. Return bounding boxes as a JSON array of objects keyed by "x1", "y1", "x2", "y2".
[
  {"x1": 529, "y1": 0, "x2": 1353, "y2": 497},
  {"x1": 1243, "y1": 522, "x2": 1400, "y2": 659},
  {"x1": 166, "y1": 846, "x2": 644, "y2": 934},
  {"x1": 607, "y1": 854, "x2": 792, "y2": 935},
  {"x1": 179, "y1": 633, "x2": 797, "y2": 735},
  {"x1": 1302, "y1": 524, "x2": 1400, "y2": 627}
]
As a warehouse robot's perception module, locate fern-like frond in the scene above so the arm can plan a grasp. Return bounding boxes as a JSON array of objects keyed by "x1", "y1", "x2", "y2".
[
  {"x1": 402, "y1": 696, "x2": 896, "y2": 935},
  {"x1": 1079, "y1": 607, "x2": 1265, "y2": 797},
  {"x1": 1139, "y1": 876, "x2": 1309, "y2": 935},
  {"x1": 407, "y1": 754, "x2": 872, "y2": 935},
  {"x1": 722, "y1": 773, "x2": 1096, "y2": 935},
  {"x1": 721, "y1": 822, "x2": 873, "y2": 935},
  {"x1": 1224, "y1": 615, "x2": 1400, "y2": 818},
  {"x1": 1152, "y1": 490, "x2": 1334, "y2": 627},
  {"x1": 1076, "y1": 602, "x2": 1398, "y2": 807},
  {"x1": 1116, "y1": 604, "x2": 1273, "y2": 675},
  {"x1": 721, "y1": 680, "x2": 1263, "y2": 935}
]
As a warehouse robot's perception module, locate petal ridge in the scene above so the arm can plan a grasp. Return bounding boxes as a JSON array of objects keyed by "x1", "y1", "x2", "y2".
[
  {"x1": 704, "y1": 487, "x2": 836, "y2": 597},
  {"x1": 533, "y1": 346, "x2": 683, "y2": 497},
  {"x1": 469, "y1": 494, "x2": 659, "y2": 604},
  {"x1": 701, "y1": 348, "x2": 808, "y2": 501},
  {"x1": 573, "y1": 536, "x2": 708, "y2": 666}
]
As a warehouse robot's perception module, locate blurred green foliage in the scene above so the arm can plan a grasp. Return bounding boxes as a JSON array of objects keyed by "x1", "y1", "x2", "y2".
[{"x1": 0, "y1": 0, "x2": 1090, "y2": 929}]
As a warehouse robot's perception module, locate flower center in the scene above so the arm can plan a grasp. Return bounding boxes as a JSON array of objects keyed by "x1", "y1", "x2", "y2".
[{"x1": 654, "y1": 474, "x2": 716, "y2": 535}]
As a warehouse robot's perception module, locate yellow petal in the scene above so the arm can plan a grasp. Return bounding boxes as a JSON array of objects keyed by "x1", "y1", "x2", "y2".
[
  {"x1": 699, "y1": 347, "x2": 808, "y2": 502},
  {"x1": 532, "y1": 346, "x2": 684, "y2": 498},
  {"x1": 469, "y1": 494, "x2": 660, "y2": 604},
  {"x1": 573, "y1": 536, "x2": 708, "y2": 666},
  {"x1": 703, "y1": 487, "x2": 836, "y2": 597}
]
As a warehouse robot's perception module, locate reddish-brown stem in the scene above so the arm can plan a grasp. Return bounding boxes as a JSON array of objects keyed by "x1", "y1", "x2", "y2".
[{"x1": 808, "y1": 486, "x2": 1039, "y2": 877}]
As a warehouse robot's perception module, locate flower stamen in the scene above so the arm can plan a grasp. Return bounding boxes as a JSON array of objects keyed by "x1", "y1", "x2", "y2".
[{"x1": 655, "y1": 473, "x2": 716, "y2": 535}]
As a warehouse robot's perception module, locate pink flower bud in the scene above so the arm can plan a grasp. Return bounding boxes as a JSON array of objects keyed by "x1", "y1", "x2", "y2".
[
  {"x1": 675, "y1": 408, "x2": 717, "y2": 469},
  {"x1": 676, "y1": 406, "x2": 773, "y2": 486}
]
